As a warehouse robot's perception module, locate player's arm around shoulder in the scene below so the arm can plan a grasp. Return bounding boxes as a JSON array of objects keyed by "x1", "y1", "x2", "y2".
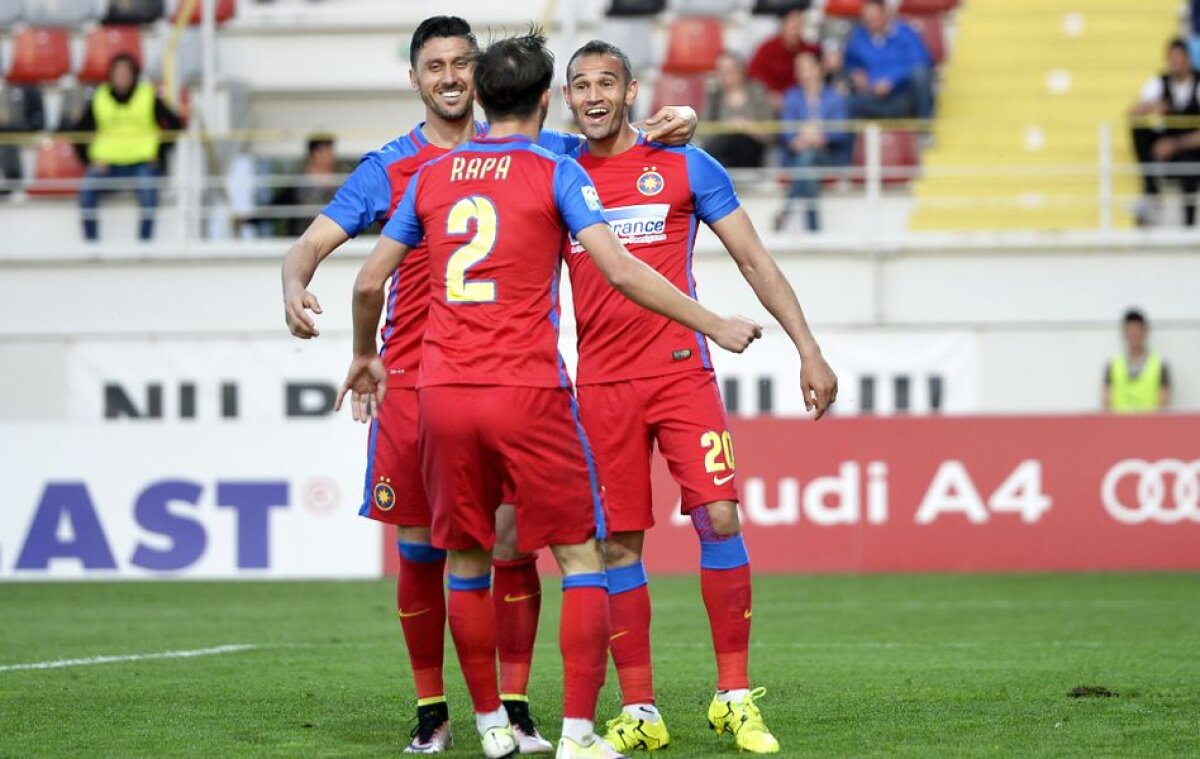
[{"x1": 707, "y1": 208, "x2": 839, "y2": 418}]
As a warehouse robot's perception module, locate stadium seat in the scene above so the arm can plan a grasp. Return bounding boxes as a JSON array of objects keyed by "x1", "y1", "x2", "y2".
[
  {"x1": 671, "y1": 0, "x2": 740, "y2": 15},
  {"x1": 21, "y1": 0, "x2": 98, "y2": 25},
  {"x1": 898, "y1": 0, "x2": 957, "y2": 14},
  {"x1": 903, "y1": 15, "x2": 944, "y2": 66},
  {"x1": 0, "y1": 0, "x2": 22, "y2": 25},
  {"x1": 606, "y1": 0, "x2": 667, "y2": 16},
  {"x1": 823, "y1": 0, "x2": 863, "y2": 18},
  {"x1": 0, "y1": 85, "x2": 46, "y2": 132},
  {"x1": 852, "y1": 129, "x2": 919, "y2": 185},
  {"x1": 6, "y1": 28, "x2": 72, "y2": 85},
  {"x1": 27, "y1": 138, "x2": 87, "y2": 197},
  {"x1": 170, "y1": 0, "x2": 235, "y2": 25},
  {"x1": 662, "y1": 17, "x2": 724, "y2": 74},
  {"x1": 651, "y1": 73, "x2": 708, "y2": 115},
  {"x1": 752, "y1": 0, "x2": 811, "y2": 14},
  {"x1": 79, "y1": 26, "x2": 144, "y2": 84},
  {"x1": 103, "y1": 0, "x2": 165, "y2": 24},
  {"x1": 598, "y1": 18, "x2": 655, "y2": 73}
]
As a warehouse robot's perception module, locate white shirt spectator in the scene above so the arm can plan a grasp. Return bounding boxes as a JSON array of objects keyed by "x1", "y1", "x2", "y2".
[{"x1": 1139, "y1": 75, "x2": 1200, "y2": 110}]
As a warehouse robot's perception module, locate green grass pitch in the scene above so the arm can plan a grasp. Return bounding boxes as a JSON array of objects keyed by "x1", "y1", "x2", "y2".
[{"x1": 1, "y1": 574, "x2": 1198, "y2": 757}]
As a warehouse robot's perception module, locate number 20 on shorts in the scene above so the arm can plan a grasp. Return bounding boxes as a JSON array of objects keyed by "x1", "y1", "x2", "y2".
[
  {"x1": 445, "y1": 195, "x2": 498, "y2": 303},
  {"x1": 701, "y1": 430, "x2": 736, "y2": 474}
]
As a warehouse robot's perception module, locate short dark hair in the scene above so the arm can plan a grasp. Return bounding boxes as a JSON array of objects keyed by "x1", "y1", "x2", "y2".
[
  {"x1": 409, "y1": 15, "x2": 478, "y2": 69},
  {"x1": 863, "y1": 0, "x2": 886, "y2": 7},
  {"x1": 307, "y1": 134, "x2": 335, "y2": 156},
  {"x1": 472, "y1": 29, "x2": 555, "y2": 121},
  {"x1": 1168, "y1": 37, "x2": 1189, "y2": 56},
  {"x1": 1123, "y1": 308, "x2": 1148, "y2": 327},
  {"x1": 108, "y1": 53, "x2": 140, "y2": 81},
  {"x1": 568, "y1": 40, "x2": 634, "y2": 85}
]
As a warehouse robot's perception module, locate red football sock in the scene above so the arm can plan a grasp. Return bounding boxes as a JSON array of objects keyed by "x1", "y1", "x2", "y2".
[
  {"x1": 492, "y1": 554, "x2": 542, "y2": 697},
  {"x1": 448, "y1": 584, "x2": 501, "y2": 714},
  {"x1": 560, "y1": 582, "x2": 610, "y2": 720},
  {"x1": 397, "y1": 550, "x2": 447, "y2": 701},
  {"x1": 609, "y1": 584, "x2": 655, "y2": 705},
  {"x1": 701, "y1": 563, "x2": 752, "y2": 691}
]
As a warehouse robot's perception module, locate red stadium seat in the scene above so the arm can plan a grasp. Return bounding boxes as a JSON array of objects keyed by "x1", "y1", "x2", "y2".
[
  {"x1": 662, "y1": 17, "x2": 724, "y2": 74},
  {"x1": 898, "y1": 0, "x2": 958, "y2": 15},
  {"x1": 6, "y1": 28, "x2": 71, "y2": 85},
  {"x1": 903, "y1": 15, "x2": 945, "y2": 66},
  {"x1": 823, "y1": 0, "x2": 863, "y2": 18},
  {"x1": 78, "y1": 26, "x2": 144, "y2": 84},
  {"x1": 852, "y1": 129, "x2": 919, "y2": 185},
  {"x1": 27, "y1": 139, "x2": 87, "y2": 197},
  {"x1": 171, "y1": 0, "x2": 236, "y2": 25},
  {"x1": 651, "y1": 73, "x2": 709, "y2": 116}
]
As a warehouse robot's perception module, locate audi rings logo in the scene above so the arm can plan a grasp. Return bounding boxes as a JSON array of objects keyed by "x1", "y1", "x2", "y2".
[{"x1": 1100, "y1": 459, "x2": 1200, "y2": 525}]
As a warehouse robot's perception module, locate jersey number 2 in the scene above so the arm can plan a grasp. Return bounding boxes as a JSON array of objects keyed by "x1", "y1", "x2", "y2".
[{"x1": 446, "y1": 196, "x2": 498, "y2": 303}]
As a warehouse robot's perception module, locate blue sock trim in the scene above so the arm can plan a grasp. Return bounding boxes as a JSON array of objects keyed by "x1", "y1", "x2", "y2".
[
  {"x1": 397, "y1": 540, "x2": 447, "y2": 564},
  {"x1": 606, "y1": 562, "x2": 648, "y2": 595},
  {"x1": 699, "y1": 535, "x2": 749, "y2": 570},
  {"x1": 448, "y1": 573, "x2": 491, "y2": 591},
  {"x1": 562, "y1": 572, "x2": 608, "y2": 591}
]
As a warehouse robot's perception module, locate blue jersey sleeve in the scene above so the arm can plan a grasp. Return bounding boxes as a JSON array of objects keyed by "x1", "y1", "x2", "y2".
[
  {"x1": 321, "y1": 156, "x2": 392, "y2": 236},
  {"x1": 381, "y1": 170, "x2": 424, "y2": 247},
  {"x1": 552, "y1": 158, "x2": 607, "y2": 236},
  {"x1": 538, "y1": 129, "x2": 585, "y2": 157},
  {"x1": 685, "y1": 146, "x2": 740, "y2": 225}
]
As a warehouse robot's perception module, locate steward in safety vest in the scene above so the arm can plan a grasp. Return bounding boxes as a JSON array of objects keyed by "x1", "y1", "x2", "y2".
[
  {"x1": 1104, "y1": 308, "x2": 1172, "y2": 413},
  {"x1": 75, "y1": 54, "x2": 182, "y2": 242}
]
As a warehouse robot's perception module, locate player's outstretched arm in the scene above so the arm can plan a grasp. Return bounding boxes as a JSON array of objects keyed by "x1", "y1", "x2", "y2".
[
  {"x1": 709, "y1": 208, "x2": 839, "y2": 418},
  {"x1": 639, "y1": 106, "x2": 697, "y2": 145},
  {"x1": 334, "y1": 237, "x2": 412, "y2": 423},
  {"x1": 575, "y1": 223, "x2": 762, "y2": 353},
  {"x1": 281, "y1": 215, "x2": 351, "y2": 339}
]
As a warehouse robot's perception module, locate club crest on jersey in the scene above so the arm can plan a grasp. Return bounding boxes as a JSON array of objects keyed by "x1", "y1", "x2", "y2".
[
  {"x1": 373, "y1": 478, "x2": 396, "y2": 511},
  {"x1": 637, "y1": 166, "x2": 665, "y2": 197}
]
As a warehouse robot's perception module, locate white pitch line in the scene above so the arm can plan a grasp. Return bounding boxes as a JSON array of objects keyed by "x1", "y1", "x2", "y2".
[{"x1": 0, "y1": 644, "x2": 263, "y2": 673}]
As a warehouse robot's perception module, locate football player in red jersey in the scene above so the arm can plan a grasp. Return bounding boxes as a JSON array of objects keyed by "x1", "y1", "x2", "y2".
[
  {"x1": 336, "y1": 30, "x2": 761, "y2": 759},
  {"x1": 560, "y1": 41, "x2": 838, "y2": 754},
  {"x1": 280, "y1": 18, "x2": 698, "y2": 754}
]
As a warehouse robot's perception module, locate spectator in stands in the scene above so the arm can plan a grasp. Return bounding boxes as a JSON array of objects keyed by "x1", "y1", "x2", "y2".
[
  {"x1": 76, "y1": 54, "x2": 182, "y2": 241},
  {"x1": 1104, "y1": 308, "x2": 1171, "y2": 413},
  {"x1": 703, "y1": 52, "x2": 774, "y2": 169},
  {"x1": 1129, "y1": 38, "x2": 1200, "y2": 227},
  {"x1": 845, "y1": 0, "x2": 933, "y2": 120},
  {"x1": 776, "y1": 51, "x2": 852, "y2": 233},
  {"x1": 822, "y1": 40, "x2": 853, "y2": 96},
  {"x1": 271, "y1": 134, "x2": 341, "y2": 236},
  {"x1": 747, "y1": 5, "x2": 820, "y2": 113}
]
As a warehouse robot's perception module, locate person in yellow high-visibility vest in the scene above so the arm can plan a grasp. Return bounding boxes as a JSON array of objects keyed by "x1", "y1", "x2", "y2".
[
  {"x1": 1104, "y1": 308, "x2": 1172, "y2": 413},
  {"x1": 75, "y1": 54, "x2": 181, "y2": 241}
]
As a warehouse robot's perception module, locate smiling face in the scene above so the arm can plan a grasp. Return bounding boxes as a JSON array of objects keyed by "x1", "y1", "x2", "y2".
[
  {"x1": 565, "y1": 53, "x2": 638, "y2": 141},
  {"x1": 409, "y1": 35, "x2": 475, "y2": 123}
]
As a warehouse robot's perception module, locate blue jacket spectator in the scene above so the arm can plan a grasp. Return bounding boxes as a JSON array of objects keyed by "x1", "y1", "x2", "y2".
[
  {"x1": 845, "y1": 0, "x2": 933, "y2": 120},
  {"x1": 776, "y1": 52, "x2": 853, "y2": 233}
]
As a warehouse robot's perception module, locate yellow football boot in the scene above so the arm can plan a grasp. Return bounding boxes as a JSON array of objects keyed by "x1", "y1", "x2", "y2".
[
  {"x1": 706, "y1": 687, "x2": 780, "y2": 754},
  {"x1": 603, "y1": 708, "x2": 670, "y2": 751}
]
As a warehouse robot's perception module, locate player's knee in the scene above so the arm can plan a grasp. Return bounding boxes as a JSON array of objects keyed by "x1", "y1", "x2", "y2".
[
  {"x1": 448, "y1": 548, "x2": 492, "y2": 579},
  {"x1": 551, "y1": 539, "x2": 605, "y2": 575},
  {"x1": 693, "y1": 501, "x2": 742, "y2": 539},
  {"x1": 603, "y1": 531, "x2": 645, "y2": 568},
  {"x1": 492, "y1": 504, "x2": 520, "y2": 560},
  {"x1": 396, "y1": 525, "x2": 432, "y2": 544}
]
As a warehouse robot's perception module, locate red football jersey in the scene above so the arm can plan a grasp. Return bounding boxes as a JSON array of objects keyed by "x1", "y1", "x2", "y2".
[
  {"x1": 383, "y1": 135, "x2": 606, "y2": 388},
  {"x1": 567, "y1": 135, "x2": 741, "y2": 386},
  {"x1": 322, "y1": 125, "x2": 584, "y2": 387}
]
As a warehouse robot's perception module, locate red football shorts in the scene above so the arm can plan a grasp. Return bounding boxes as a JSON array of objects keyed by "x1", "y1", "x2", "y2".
[
  {"x1": 576, "y1": 369, "x2": 738, "y2": 533},
  {"x1": 417, "y1": 385, "x2": 604, "y2": 553},
  {"x1": 361, "y1": 387, "x2": 431, "y2": 526}
]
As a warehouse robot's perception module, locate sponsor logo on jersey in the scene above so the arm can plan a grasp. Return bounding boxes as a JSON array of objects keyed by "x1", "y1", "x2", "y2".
[
  {"x1": 637, "y1": 167, "x2": 665, "y2": 196},
  {"x1": 569, "y1": 203, "x2": 670, "y2": 253},
  {"x1": 672, "y1": 349, "x2": 692, "y2": 361},
  {"x1": 373, "y1": 478, "x2": 396, "y2": 511}
]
